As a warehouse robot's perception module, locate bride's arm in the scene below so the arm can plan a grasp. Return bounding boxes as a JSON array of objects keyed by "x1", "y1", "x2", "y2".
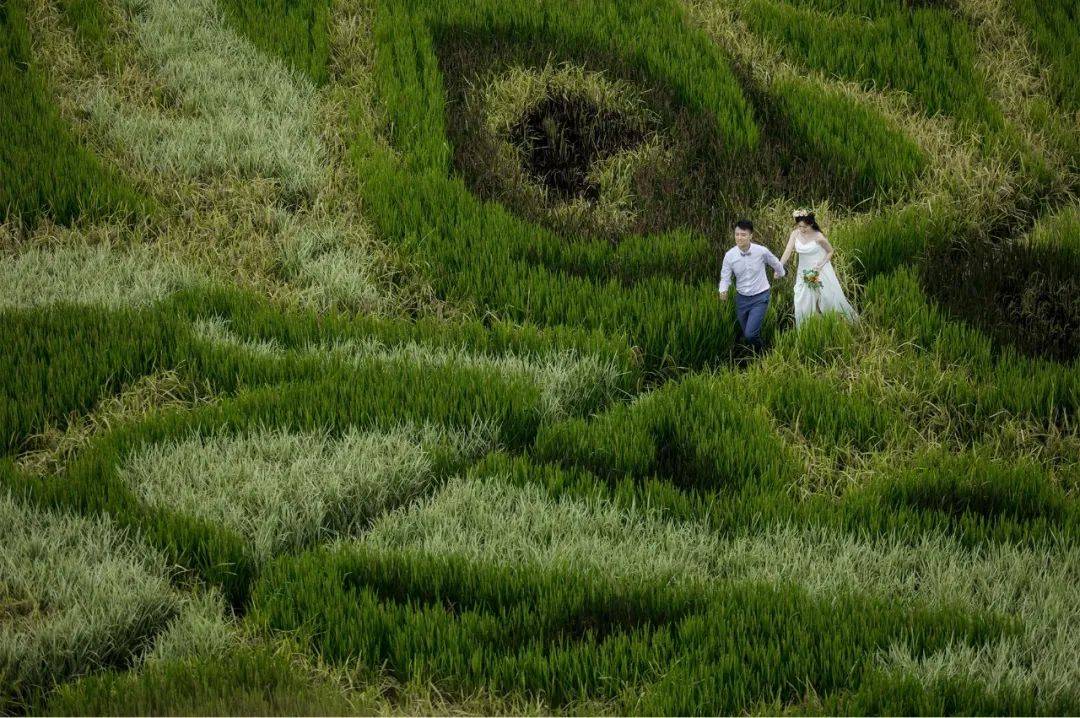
[
  {"x1": 779, "y1": 232, "x2": 796, "y2": 265},
  {"x1": 815, "y1": 234, "x2": 835, "y2": 270}
]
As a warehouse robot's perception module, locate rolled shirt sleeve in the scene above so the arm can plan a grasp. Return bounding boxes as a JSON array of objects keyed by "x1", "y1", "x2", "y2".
[
  {"x1": 718, "y1": 252, "x2": 734, "y2": 293},
  {"x1": 763, "y1": 247, "x2": 786, "y2": 278}
]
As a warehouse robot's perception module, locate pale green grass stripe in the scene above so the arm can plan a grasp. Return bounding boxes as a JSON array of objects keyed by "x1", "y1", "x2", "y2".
[
  {"x1": 270, "y1": 215, "x2": 395, "y2": 313},
  {"x1": 0, "y1": 241, "x2": 198, "y2": 309},
  {"x1": 363, "y1": 476, "x2": 1080, "y2": 702},
  {"x1": 0, "y1": 493, "x2": 180, "y2": 705},
  {"x1": 84, "y1": 0, "x2": 325, "y2": 194},
  {"x1": 193, "y1": 317, "x2": 627, "y2": 419},
  {"x1": 1025, "y1": 203, "x2": 1080, "y2": 258},
  {"x1": 117, "y1": 423, "x2": 497, "y2": 561}
]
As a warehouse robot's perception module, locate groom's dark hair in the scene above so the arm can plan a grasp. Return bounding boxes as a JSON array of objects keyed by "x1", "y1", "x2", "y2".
[{"x1": 734, "y1": 219, "x2": 754, "y2": 233}]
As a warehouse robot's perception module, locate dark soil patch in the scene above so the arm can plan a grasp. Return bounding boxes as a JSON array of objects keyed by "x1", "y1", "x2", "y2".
[{"x1": 508, "y1": 94, "x2": 648, "y2": 201}]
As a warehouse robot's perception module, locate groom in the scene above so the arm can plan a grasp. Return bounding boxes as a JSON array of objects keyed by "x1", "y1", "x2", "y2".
[{"x1": 718, "y1": 219, "x2": 786, "y2": 353}]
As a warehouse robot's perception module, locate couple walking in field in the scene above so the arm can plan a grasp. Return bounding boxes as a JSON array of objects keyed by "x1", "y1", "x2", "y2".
[{"x1": 718, "y1": 209, "x2": 858, "y2": 353}]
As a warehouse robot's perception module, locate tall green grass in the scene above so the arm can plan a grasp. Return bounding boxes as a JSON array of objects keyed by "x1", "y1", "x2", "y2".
[
  {"x1": 863, "y1": 267, "x2": 1079, "y2": 423},
  {"x1": 2, "y1": 281, "x2": 634, "y2": 456},
  {"x1": 0, "y1": 304, "x2": 182, "y2": 455},
  {"x1": 56, "y1": 0, "x2": 124, "y2": 71},
  {"x1": 250, "y1": 542, "x2": 1009, "y2": 713},
  {"x1": 0, "y1": 243, "x2": 199, "y2": 311},
  {"x1": 218, "y1": 0, "x2": 332, "y2": 86},
  {"x1": 42, "y1": 646, "x2": 352, "y2": 716},
  {"x1": 353, "y1": 0, "x2": 927, "y2": 367},
  {"x1": 534, "y1": 372, "x2": 802, "y2": 496},
  {"x1": 767, "y1": 73, "x2": 927, "y2": 199},
  {"x1": 0, "y1": 0, "x2": 149, "y2": 225},
  {"x1": 1, "y1": 294, "x2": 577, "y2": 602},
  {"x1": 366, "y1": 468, "x2": 1080, "y2": 705},
  {"x1": 116, "y1": 423, "x2": 494, "y2": 560},
  {"x1": 86, "y1": 0, "x2": 326, "y2": 198},
  {"x1": 0, "y1": 491, "x2": 181, "y2": 712},
  {"x1": 1010, "y1": 0, "x2": 1080, "y2": 112},
  {"x1": 738, "y1": 0, "x2": 1004, "y2": 136}
]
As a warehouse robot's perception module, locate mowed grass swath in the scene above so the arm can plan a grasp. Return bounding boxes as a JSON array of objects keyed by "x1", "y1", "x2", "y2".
[{"x1": 1, "y1": 0, "x2": 1079, "y2": 713}]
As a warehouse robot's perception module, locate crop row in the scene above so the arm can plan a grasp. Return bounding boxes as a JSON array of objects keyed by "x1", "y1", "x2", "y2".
[
  {"x1": 349, "y1": 0, "x2": 929, "y2": 368},
  {"x1": 1, "y1": 283, "x2": 638, "y2": 454},
  {"x1": 1, "y1": 0, "x2": 150, "y2": 226},
  {"x1": 737, "y1": 0, "x2": 1002, "y2": 136},
  {"x1": 247, "y1": 541, "x2": 1018, "y2": 714}
]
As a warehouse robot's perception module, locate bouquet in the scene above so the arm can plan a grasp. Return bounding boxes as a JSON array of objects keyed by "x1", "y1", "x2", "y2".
[{"x1": 801, "y1": 268, "x2": 823, "y2": 292}]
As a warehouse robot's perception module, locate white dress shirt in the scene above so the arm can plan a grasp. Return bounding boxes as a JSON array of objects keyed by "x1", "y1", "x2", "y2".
[{"x1": 718, "y1": 242, "x2": 786, "y2": 296}]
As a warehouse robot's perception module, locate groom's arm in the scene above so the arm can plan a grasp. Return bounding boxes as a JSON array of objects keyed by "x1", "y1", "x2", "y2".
[
  {"x1": 763, "y1": 247, "x2": 786, "y2": 278},
  {"x1": 718, "y1": 253, "x2": 734, "y2": 300}
]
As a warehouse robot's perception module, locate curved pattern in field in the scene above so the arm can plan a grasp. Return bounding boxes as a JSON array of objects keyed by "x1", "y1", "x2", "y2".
[{"x1": 1, "y1": 0, "x2": 1078, "y2": 713}]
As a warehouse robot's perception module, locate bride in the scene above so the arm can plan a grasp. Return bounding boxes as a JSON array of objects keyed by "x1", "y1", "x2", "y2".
[{"x1": 779, "y1": 208, "x2": 858, "y2": 326}]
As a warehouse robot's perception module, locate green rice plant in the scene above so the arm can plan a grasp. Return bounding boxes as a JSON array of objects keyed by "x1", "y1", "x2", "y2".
[
  {"x1": 1010, "y1": 0, "x2": 1080, "y2": 112},
  {"x1": 41, "y1": 646, "x2": 352, "y2": 716},
  {"x1": 376, "y1": 0, "x2": 759, "y2": 173},
  {"x1": 769, "y1": 308, "x2": 860, "y2": 365},
  {"x1": 166, "y1": 283, "x2": 638, "y2": 371},
  {"x1": 217, "y1": 0, "x2": 332, "y2": 86},
  {"x1": 192, "y1": 315, "x2": 628, "y2": 420},
  {"x1": 1024, "y1": 202, "x2": 1080, "y2": 265},
  {"x1": 755, "y1": 366, "x2": 910, "y2": 452},
  {"x1": 919, "y1": 222, "x2": 1080, "y2": 362},
  {"x1": 268, "y1": 217, "x2": 392, "y2": 312},
  {"x1": 6, "y1": 328, "x2": 549, "y2": 602},
  {"x1": 534, "y1": 372, "x2": 802, "y2": 492},
  {"x1": 366, "y1": 473, "x2": 1080, "y2": 706},
  {"x1": 0, "y1": 241, "x2": 199, "y2": 311},
  {"x1": 359, "y1": 118, "x2": 746, "y2": 370},
  {"x1": 872, "y1": 449, "x2": 1075, "y2": 526},
  {"x1": 440, "y1": 24, "x2": 925, "y2": 237},
  {"x1": 136, "y1": 588, "x2": 238, "y2": 666},
  {"x1": 829, "y1": 200, "x2": 960, "y2": 279},
  {"x1": 364, "y1": 473, "x2": 726, "y2": 584},
  {"x1": 0, "y1": 303, "x2": 183, "y2": 455},
  {"x1": 461, "y1": 60, "x2": 670, "y2": 240},
  {"x1": 737, "y1": 0, "x2": 1005, "y2": 137},
  {"x1": 55, "y1": 0, "x2": 125, "y2": 72},
  {"x1": 0, "y1": 0, "x2": 150, "y2": 225},
  {"x1": 817, "y1": 666, "x2": 1080, "y2": 716},
  {"x1": 15, "y1": 369, "x2": 218, "y2": 477},
  {"x1": 862, "y1": 267, "x2": 1080, "y2": 425},
  {"x1": 766, "y1": 72, "x2": 927, "y2": 199},
  {"x1": 351, "y1": 0, "x2": 777, "y2": 368},
  {"x1": 84, "y1": 0, "x2": 326, "y2": 198},
  {"x1": 116, "y1": 422, "x2": 496, "y2": 561},
  {"x1": 0, "y1": 491, "x2": 181, "y2": 712},
  {"x1": 250, "y1": 540, "x2": 1008, "y2": 713},
  {"x1": 354, "y1": 0, "x2": 927, "y2": 367}
]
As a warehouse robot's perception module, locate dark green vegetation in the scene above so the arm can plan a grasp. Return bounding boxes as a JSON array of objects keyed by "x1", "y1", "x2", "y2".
[
  {"x1": 1010, "y1": 0, "x2": 1080, "y2": 113},
  {"x1": 41, "y1": 647, "x2": 353, "y2": 716},
  {"x1": 250, "y1": 545, "x2": 1010, "y2": 714},
  {"x1": 3, "y1": 0, "x2": 1079, "y2": 714},
  {"x1": 0, "y1": 0, "x2": 150, "y2": 225},
  {"x1": 357, "y1": 0, "x2": 937, "y2": 370},
  {"x1": 217, "y1": 0, "x2": 332, "y2": 86},
  {"x1": 739, "y1": 0, "x2": 1005, "y2": 137}
]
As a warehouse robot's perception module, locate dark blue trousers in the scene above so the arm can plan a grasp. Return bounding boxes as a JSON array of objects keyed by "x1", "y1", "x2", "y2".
[{"x1": 735, "y1": 288, "x2": 770, "y2": 351}]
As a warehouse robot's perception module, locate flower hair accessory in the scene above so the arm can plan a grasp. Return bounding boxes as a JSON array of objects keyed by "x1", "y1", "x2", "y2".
[{"x1": 793, "y1": 208, "x2": 810, "y2": 219}]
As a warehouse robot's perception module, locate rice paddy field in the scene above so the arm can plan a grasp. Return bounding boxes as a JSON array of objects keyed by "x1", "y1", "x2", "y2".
[{"x1": 2, "y1": 0, "x2": 1079, "y2": 713}]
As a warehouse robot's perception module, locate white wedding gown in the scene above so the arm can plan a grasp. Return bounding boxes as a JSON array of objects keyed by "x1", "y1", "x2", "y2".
[{"x1": 793, "y1": 233, "x2": 858, "y2": 326}]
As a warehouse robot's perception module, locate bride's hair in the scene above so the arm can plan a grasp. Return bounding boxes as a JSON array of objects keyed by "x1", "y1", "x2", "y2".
[{"x1": 794, "y1": 211, "x2": 821, "y2": 232}]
